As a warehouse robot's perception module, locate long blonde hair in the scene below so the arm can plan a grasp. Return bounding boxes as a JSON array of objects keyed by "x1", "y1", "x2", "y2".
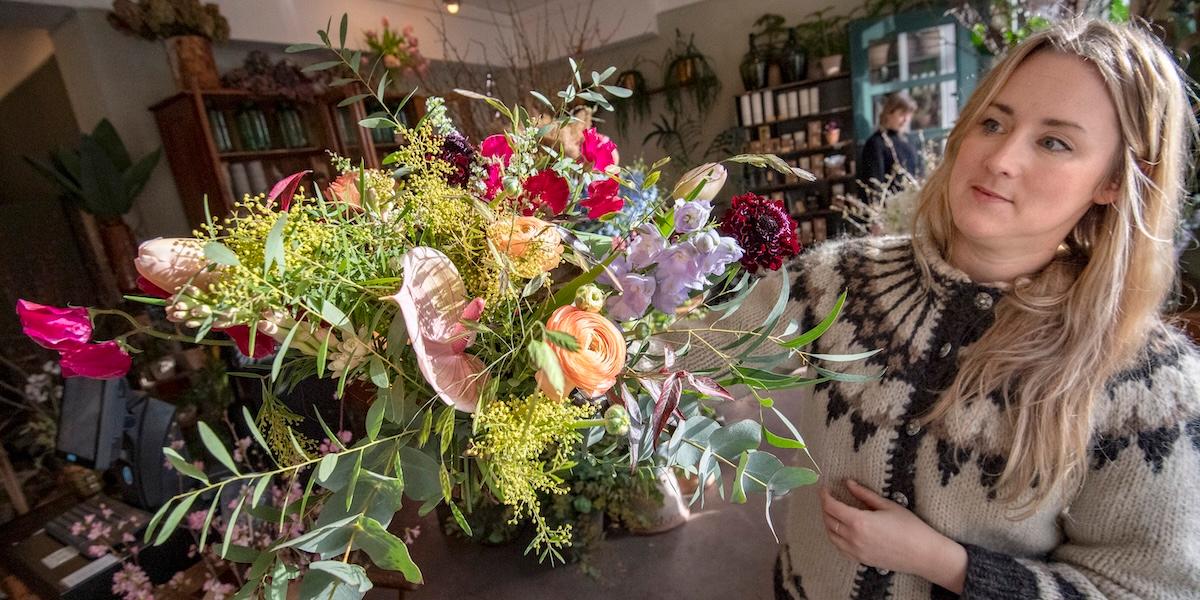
[{"x1": 915, "y1": 19, "x2": 1194, "y2": 511}]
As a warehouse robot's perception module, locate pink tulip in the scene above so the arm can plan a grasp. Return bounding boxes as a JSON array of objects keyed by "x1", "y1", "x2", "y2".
[
  {"x1": 580, "y1": 128, "x2": 618, "y2": 171},
  {"x1": 16, "y1": 300, "x2": 92, "y2": 350},
  {"x1": 59, "y1": 341, "x2": 131, "y2": 379},
  {"x1": 390, "y1": 247, "x2": 487, "y2": 412}
]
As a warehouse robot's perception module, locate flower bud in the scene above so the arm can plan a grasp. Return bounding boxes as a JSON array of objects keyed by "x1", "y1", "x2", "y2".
[
  {"x1": 573, "y1": 284, "x2": 606, "y2": 313},
  {"x1": 134, "y1": 238, "x2": 221, "y2": 296},
  {"x1": 190, "y1": 305, "x2": 212, "y2": 318},
  {"x1": 604, "y1": 404, "x2": 630, "y2": 436},
  {"x1": 671, "y1": 163, "x2": 727, "y2": 202},
  {"x1": 184, "y1": 319, "x2": 202, "y2": 329},
  {"x1": 635, "y1": 322, "x2": 651, "y2": 340}
]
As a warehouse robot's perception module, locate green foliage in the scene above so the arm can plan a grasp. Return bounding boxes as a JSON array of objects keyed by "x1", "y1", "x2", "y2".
[
  {"x1": 24, "y1": 119, "x2": 161, "y2": 220},
  {"x1": 108, "y1": 0, "x2": 232, "y2": 43}
]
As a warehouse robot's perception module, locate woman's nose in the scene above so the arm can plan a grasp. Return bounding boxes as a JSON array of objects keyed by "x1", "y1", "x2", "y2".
[{"x1": 983, "y1": 136, "x2": 1024, "y2": 178}]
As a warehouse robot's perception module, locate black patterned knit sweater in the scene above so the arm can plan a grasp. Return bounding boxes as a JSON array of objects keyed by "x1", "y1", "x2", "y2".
[{"x1": 723, "y1": 235, "x2": 1200, "y2": 599}]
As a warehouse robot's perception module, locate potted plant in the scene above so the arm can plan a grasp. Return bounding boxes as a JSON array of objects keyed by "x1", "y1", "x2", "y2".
[
  {"x1": 612, "y1": 67, "x2": 650, "y2": 135},
  {"x1": 24, "y1": 119, "x2": 161, "y2": 293},
  {"x1": 797, "y1": 7, "x2": 850, "y2": 77},
  {"x1": 662, "y1": 29, "x2": 722, "y2": 114},
  {"x1": 108, "y1": 0, "x2": 231, "y2": 91}
]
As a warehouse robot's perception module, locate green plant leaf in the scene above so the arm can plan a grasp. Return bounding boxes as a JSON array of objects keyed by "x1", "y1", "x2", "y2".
[
  {"x1": 198, "y1": 421, "x2": 240, "y2": 475},
  {"x1": 285, "y1": 43, "x2": 325, "y2": 53},
  {"x1": 708, "y1": 419, "x2": 761, "y2": 460},
  {"x1": 732, "y1": 450, "x2": 750, "y2": 503},
  {"x1": 309, "y1": 561, "x2": 373, "y2": 593},
  {"x1": 762, "y1": 424, "x2": 806, "y2": 449},
  {"x1": 155, "y1": 492, "x2": 199, "y2": 545},
  {"x1": 203, "y1": 241, "x2": 241, "y2": 267},
  {"x1": 263, "y1": 213, "x2": 287, "y2": 277},
  {"x1": 79, "y1": 137, "x2": 129, "y2": 217},
  {"x1": 544, "y1": 330, "x2": 580, "y2": 352},
  {"x1": 220, "y1": 493, "x2": 247, "y2": 558},
  {"x1": 242, "y1": 406, "x2": 276, "y2": 466},
  {"x1": 318, "y1": 453, "x2": 339, "y2": 483},
  {"x1": 399, "y1": 446, "x2": 440, "y2": 504},
  {"x1": 365, "y1": 396, "x2": 385, "y2": 441},
  {"x1": 302, "y1": 60, "x2": 342, "y2": 73},
  {"x1": 163, "y1": 447, "x2": 208, "y2": 483},
  {"x1": 122, "y1": 148, "x2": 161, "y2": 199},
  {"x1": 356, "y1": 516, "x2": 423, "y2": 583}
]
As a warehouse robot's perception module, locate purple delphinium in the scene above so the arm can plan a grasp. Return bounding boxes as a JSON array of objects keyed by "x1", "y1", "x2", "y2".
[
  {"x1": 627, "y1": 224, "x2": 667, "y2": 270},
  {"x1": 607, "y1": 273, "x2": 657, "y2": 321},
  {"x1": 673, "y1": 198, "x2": 713, "y2": 234}
]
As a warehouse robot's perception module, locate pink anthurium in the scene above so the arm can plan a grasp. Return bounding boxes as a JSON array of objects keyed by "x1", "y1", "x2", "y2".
[{"x1": 390, "y1": 247, "x2": 488, "y2": 412}]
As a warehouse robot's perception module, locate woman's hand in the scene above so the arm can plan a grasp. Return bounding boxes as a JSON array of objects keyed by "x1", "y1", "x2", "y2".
[{"x1": 820, "y1": 479, "x2": 967, "y2": 593}]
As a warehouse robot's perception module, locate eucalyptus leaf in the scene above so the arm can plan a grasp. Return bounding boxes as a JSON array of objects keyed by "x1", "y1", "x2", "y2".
[
  {"x1": 198, "y1": 421, "x2": 240, "y2": 475},
  {"x1": 203, "y1": 241, "x2": 240, "y2": 267}
]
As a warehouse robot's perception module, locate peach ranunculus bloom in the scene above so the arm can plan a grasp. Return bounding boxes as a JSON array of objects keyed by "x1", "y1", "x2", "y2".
[
  {"x1": 487, "y1": 215, "x2": 563, "y2": 278},
  {"x1": 537, "y1": 305, "x2": 626, "y2": 400},
  {"x1": 325, "y1": 172, "x2": 362, "y2": 209}
]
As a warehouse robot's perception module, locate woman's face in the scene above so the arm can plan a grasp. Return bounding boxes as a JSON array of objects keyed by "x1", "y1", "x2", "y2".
[
  {"x1": 948, "y1": 51, "x2": 1121, "y2": 257},
  {"x1": 885, "y1": 109, "x2": 912, "y2": 131}
]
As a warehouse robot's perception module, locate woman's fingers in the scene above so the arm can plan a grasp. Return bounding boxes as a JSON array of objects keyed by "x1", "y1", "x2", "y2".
[{"x1": 845, "y1": 479, "x2": 893, "y2": 510}]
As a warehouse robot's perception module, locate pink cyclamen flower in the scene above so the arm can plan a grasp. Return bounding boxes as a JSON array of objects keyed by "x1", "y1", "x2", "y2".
[
  {"x1": 581, "y1": 128, "x2": 618, "y2": 171},
  {"x1": 16, "y1": 300, "x2": 92, "y2": 350},
  {"x1": 390, "y1": 247, "x2": 487, "y2": 412},
  {"x1": 582, "y1": 177, "x2": 623, "y2": 218},
  {"x1": 481, "y1": 134, "x2": 513, "y2": 166}
]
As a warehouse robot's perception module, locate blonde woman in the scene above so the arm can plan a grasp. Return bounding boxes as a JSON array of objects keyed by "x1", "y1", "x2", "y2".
[
  {"x1": 858, "y1": 90, "x2": 922, "y2": 193},
  {"x1": 757, "y1": 20, "x2": 1200, "y2": 598}
]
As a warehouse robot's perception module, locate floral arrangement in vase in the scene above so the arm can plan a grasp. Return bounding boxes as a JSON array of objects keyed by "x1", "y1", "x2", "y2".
[
  {"x1": 363, "y1": 17, "x2": 428, "y2": 78},
  {"x1": 108, "y1": 0, "x2": 230, "y2": 42},
  {"x1": 16, "y1": 15, "x2": 872, "y2": 598}
]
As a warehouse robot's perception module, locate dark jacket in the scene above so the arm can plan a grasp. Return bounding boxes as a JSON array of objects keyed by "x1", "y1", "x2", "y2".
[{"x1": 858, "y1": 129, "x2": 922, "y2": 196}]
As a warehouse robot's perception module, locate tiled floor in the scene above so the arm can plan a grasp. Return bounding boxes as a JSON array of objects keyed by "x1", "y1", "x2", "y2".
[{"x1": 368, "y1": 387, "x2": 814, "y2": 600}]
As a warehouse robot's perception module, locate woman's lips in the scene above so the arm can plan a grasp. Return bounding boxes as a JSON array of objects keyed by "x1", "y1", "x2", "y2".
[{"x1": 971, "y1": 185, "x2": 1011, "y2": 203}]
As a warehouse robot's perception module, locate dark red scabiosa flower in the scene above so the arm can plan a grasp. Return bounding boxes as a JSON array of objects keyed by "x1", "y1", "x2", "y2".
[
  {"x1": 438, "y1": 131, "x2": 476, "y2": 187},
  {"x1": 718, "y1": 193, "x2": 800, "y2": 273}
]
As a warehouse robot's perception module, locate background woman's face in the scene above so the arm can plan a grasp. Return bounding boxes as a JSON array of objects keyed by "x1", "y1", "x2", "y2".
[{"x1": 948, "y1": 51, "x2": 1121, "y2": 256}]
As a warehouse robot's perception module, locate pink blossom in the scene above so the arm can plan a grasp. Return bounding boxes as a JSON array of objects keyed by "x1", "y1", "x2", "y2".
[
  {"x1": 87, "y1": 545, "x2": 108, "y2": 558},
  {"x1": 522, "y1": 169, "x2": 569, "y2": 215},
  {"x1": 16, "y1": 300, "x2": 92, "y2": 350},
  {"x1": 70, "y1": 521, "x2": 85, "y2": 536},
  {"x1": 389, "y1": 247, "x2": 487, "y2": 412},
  {"x1": 111, "y1": 563, "x2": 152, "y2": 600},
  {"x1": 484, "y1": 163, "x2": 503, "y2": 200},
  {"x1": 481, "y1": 134, "x2": 513, "y2": 166},
  {"x1": 582, "y1": 177, "x2": 624, "y2": 218},
  {"x1": 186, "y1": 510, "x2": 208, "y2": 531},
  {"x1": 121, "y1": 532, "x2": 136, "y2": 545},
  {"x1": 232, "y1": 436, "x2": 253, "y2": 463},
  {"x1": 581, "y1": 128, "x2": 618, "y2": 171},
  {"x1": 59, "y1": 340, "x2": 131, "y2": 379}
]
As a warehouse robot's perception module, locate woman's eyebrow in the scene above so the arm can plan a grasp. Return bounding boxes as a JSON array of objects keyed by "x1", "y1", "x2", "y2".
[{"x1": 989, "y1": 101, "x2": 1087, "y2": 132}]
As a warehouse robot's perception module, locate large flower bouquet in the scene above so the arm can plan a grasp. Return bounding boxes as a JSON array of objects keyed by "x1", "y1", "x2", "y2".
[{"x1": 16, "y1": 16, "x2": 865, "y2": 598}]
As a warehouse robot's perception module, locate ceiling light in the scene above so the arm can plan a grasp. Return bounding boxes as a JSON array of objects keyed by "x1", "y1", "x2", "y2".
[{"x1": 444, "y1": 0, "x2": 460, "y2": 14}]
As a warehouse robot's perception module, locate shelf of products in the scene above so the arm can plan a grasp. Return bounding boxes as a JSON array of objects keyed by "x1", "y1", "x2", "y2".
[
  {"x1": 151, "y1": 89, "x2": 425, "y2": 230},
  {"x1": 735, "y1": 73, "x2": 857, "y2": 245}
]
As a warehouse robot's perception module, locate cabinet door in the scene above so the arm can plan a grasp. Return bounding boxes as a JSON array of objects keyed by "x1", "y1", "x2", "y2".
[{"x1": 849, "y1": 8, "x2": 982, "y2": 148}]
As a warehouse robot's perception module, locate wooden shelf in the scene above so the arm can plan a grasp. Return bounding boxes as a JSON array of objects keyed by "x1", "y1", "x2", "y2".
[
  {"x1": 769, "y1": 142, "x2": 854, "y2": 158},
  {"x1": 739, "y1": 72, "x2": 850, "y2": 95},
  {"x1": 218, "y1": 147, "x2": 325, "y2": 161},
  {"x1": 792, "y1": 209, "x2": 838, "y2": 220},
  {"x1": 742, "y1": 106, "x2": 853, "y2": 129},
  {"x1": 751, "y1": 176, "x2": 855, "y2": 195}
]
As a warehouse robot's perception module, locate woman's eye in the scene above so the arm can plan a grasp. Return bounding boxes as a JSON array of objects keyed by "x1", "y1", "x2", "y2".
[
  {"x1": 981, "y1": 118, "x2": 1002, "y2": 134},
  {"x1": 1040, "y1": 137, "x2": 1070, "y2": 152}
]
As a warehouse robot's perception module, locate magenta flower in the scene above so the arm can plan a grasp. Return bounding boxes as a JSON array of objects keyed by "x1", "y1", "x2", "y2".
[
  {"x1": 16, "y1": 300, "x2": 92, "y2": 350},
  {"x1": 481, "y1": 134, "x2": 513, "y2": 166},
  {"x1": 582, "y1": 177, "x2": 623, "y2": 218},
  {"x1": 484, "y1": 163, "x2": 503, "y2": 200},
  {"x1": 522, "y1": 169, "x2": 569, "y2": 215},
  {"x1": 581, "y1": 128, "x2": 618, "y2": 171},
  {"x1": 390, "y1": 247, "x2": 487, "y2": 412},
  {"x1": 59, "y1": 341, "x2": 132, "y2": 379}
]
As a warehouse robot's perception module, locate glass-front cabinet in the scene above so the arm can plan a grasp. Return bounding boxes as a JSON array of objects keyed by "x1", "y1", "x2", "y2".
[{"x1": 849, "y1": 8, "x2": 983, "y2": 148}]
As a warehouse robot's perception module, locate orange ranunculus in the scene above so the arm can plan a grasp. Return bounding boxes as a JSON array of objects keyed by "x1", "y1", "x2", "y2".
[
  {"x1": 537, "y1": 305, "x2": 626, "y2": 399},
  {"x1": 488, "y1": 215, "x2": 563, "y2": 276},
  {"x1": 325, "y1": 172, "x2": 362, "y2": 208}
]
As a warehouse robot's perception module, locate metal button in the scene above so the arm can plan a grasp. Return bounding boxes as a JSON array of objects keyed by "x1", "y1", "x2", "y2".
[
  {"x1": 891, "y1": 492, "x2": 909, "y2": 507},
  {"x1": 877, "y1": 567, "x2": 891, "y2": 575},
  {"x1": 906, "y1": 420, "x2": 922, "y2": 436},
  {"x1": 974, "y1": 292, "x2": 994, "y2": 310},
  {"x1": 938, "y1": 342, "x2": 952, "y2": 358}
]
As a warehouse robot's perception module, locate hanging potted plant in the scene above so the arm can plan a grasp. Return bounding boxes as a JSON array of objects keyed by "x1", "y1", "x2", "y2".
[
  {"x1": 24, "y1": 119, "x2": 161, "y2": 294},
  {"x1": 797, "y1": 7, "x2": 849, "y2": 77},
  {"x1": 662, "y1": 29, "x2": 722, "y2": 114},
  {"x1": 108, "y1": 0, "x2": 231, "y2": 91},
  {"x1": 612, "y1": 66, "x2": 650, "y2": 135}
]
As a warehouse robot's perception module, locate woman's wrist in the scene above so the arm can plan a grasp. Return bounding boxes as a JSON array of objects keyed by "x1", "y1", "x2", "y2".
[{"x1": 921, "y1": 534, "x2": 968, "y2": 594}]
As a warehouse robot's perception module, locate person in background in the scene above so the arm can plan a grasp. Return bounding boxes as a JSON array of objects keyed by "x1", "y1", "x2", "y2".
[{"x1": 858, "y1": 91, "x2": 922, "y2": 194}]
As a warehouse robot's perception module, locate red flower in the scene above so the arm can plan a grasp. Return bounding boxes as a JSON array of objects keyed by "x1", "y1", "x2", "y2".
[
  {"x1": 522, "y1": 169, "x2": 569, "y2": 215},
  {"x1": 16, "y1": 300, "x2": 92, "y2": 350},
  {"x1": 222, "y1": 324, "x2": 278, "y2": 360},
  {"x1": 582, "y1": 177, "x2": 623, "y2": 218},
  {"x1": 484, "y1": 163, "x2": 503, "y2": 200},
  {"x1": 718, "y1": 193, "x2": 800, "y2": 273},
  {"x1": 481, "y1": 134, "x2": 513, "y2": 166},
  {"x1": 60, "y1": 341, "x2": 132, "y2": 379},
  {"x1": 580, "y1": 128, "x2": 618, "y2": 171}
]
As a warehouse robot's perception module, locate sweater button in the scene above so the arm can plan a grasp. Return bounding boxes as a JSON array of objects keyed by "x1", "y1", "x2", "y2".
[
  {"x1": 890, "y1": 492, "x2": 909, "y2": 507},
  {"x1": 877, "y1": 567, "x2": 891, "y2": 575},
  {"x1": 938, "y1": 342, "x2": 952, "y2": 358},
  {"x1": 974, "y1": 292, "x2": 994, "y2": 310},
  {"x1": 906, "y1": 420, "x2": 922, "y2": 436}
]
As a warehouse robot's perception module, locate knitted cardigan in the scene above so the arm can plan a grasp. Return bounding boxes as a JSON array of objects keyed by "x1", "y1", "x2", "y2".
[{"x1": 719, "y1": 235, "x2": 1200, "y2": 599}]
